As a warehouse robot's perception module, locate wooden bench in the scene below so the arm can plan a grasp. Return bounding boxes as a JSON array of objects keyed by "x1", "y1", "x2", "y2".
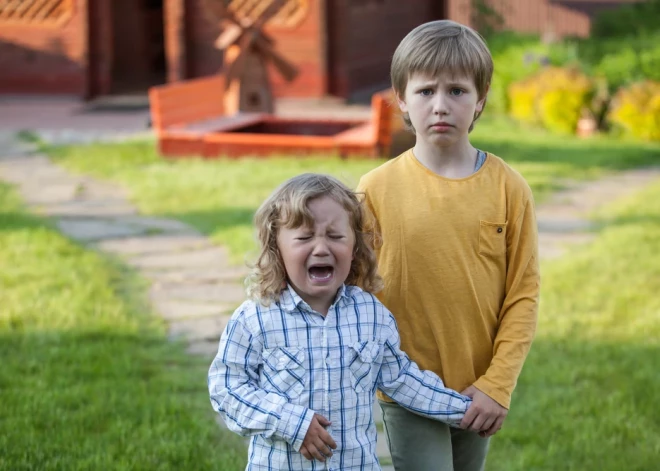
[
  {"x1": 148, "y1": 75, "x2": 228, "y2": 157},
  {"x1": 333, "y1": 90, "x2": 394, "y2": 158}
]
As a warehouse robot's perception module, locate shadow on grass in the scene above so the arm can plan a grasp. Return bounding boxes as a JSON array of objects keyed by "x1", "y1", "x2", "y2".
[
  {"x1": 472, "y1": 137, "x2": 660, "y2": 171},
  {"x1": 0, "y1": 210, "x2": 57, "y2": 235},
  {"x1": 489, "y1": 338, "x2": 660, "y2": 471}
]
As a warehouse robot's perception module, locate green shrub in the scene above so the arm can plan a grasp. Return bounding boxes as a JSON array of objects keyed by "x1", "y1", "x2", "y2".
[
  {"x1": 508, "y1": 67, "x2": 594, "y2": 134},
  {"x1": 538, "y1": 69, "x2": 593, "y2": 134},
  {"x1": 488, "y1": 32, "x2": 577, "y2": 115},
  {"x1": 508, "y1": 77, "x2": 540, "y2": 124},
  {"x1": 608, "y1": 81, "x2": 660, "y2": 141},
  {"x1": 591, "y1": 0, "x2": 660, "y2": 39},
  {"x1": 581, "y1": 34, "x2": 660, "y2": 92},
  {"x1": 487, "y1": 28, "x2": 660, "y2": 117}
]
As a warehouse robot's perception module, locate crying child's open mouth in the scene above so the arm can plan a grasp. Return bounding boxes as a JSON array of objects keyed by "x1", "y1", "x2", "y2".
[{"x1": 308, "y1": 266, "x2": 334, "y2": 281}]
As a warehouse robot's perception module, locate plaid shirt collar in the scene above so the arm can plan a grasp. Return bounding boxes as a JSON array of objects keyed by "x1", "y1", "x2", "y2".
[{"x1": 279, "y1": 283, "x2": 349, "y2": 313}]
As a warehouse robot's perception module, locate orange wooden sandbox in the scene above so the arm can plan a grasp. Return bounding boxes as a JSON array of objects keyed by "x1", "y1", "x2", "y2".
[{"x1": 149, "y1": 76, "x2": 393, "y2": 159}]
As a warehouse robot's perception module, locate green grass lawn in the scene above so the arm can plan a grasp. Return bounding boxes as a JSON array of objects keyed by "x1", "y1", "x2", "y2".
[
  {"x1": 45, "y1": 116, "x2": 659, "y2": 264},
  {"x1": 486, "y1": 180, "x2": 660, "y2": 470},
  {"x1": 10, "y1": 116, "x2": 660, "y2": 469},
  {"x1": 0, "y1": 183, "x2": 246, "y2": 470}
]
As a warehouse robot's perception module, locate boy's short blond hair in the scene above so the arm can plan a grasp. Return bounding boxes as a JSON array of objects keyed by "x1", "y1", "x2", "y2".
[
  {"x1": 247, "y1": 173, "x2": 383, "y2": 305},
  {"x1": 391, "y1": 20, "x2": 494, "y2": 131}
]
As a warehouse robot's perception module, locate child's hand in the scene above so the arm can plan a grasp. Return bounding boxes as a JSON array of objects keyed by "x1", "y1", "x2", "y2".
[
  {"x1": 300, "y1": 413, "x2": 337, "y2": 462},
  {"x1": 459, "y1": 385, "x2": 508, "y2": 437}
]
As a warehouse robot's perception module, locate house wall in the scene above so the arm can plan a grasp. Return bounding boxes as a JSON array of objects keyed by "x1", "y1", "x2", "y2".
[
  {"x1": 0, "y1": 0, "x2": 89, "y2": 95},
  {"x1": 329, "y1": 0, "x2": 444, "y2": 99},
  {"x1": 486, "y1": 0, "x2": 590, "y2": 38},
  {"x1": 449, "y1": 0, "x2": 640, "y2": 38},
  {"x1": 0, "y1": 0, "x2": 640, "y2": 99}
]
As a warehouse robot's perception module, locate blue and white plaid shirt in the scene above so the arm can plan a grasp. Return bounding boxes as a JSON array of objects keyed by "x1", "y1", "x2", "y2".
[{"x1": 208, "y1": 285, "x2": 471, "y2": 471}]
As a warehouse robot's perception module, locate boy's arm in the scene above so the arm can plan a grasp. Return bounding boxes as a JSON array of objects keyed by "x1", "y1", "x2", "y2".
[
  {"x1": 208, "y1": 314, "x2": 315, "y2": 451},
  {"x1": 377, "y1": 312, "x2": 472, "y2": 427},
  {"x1": 473, "y1": 194, "x2": 540, "y2": 409}
]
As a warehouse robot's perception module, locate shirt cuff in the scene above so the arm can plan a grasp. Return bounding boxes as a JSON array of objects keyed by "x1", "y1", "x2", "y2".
[
  {"x1": 473, "y1": 377, "x2": 511, "y2": 409},
  {"x1": 276, "y1": 403, "x2": 315, "y2": 451}
]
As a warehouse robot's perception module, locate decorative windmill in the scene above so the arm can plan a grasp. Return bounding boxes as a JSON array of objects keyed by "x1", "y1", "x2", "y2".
[{"x1": 205, "y1": 0, "x2": 300, "y2": 115}]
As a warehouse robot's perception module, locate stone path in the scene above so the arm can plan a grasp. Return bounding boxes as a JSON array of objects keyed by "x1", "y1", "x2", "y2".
[
  {"x1": 536, "y1": 168, "x2": 660, "y2": 259},
  {"x1": 1, "y1": 130, "x2": 659, "y2": 471},
  {"x1": 0, "y1": 133, "x2": 246, "y2": 358}
]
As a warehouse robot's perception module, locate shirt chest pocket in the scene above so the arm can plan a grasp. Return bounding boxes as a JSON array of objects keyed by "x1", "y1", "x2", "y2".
[
  {"x1": 479, "y1": 220, "x2": 507, "y2": 258},
  {"x1": 346, "y1": 340, "x2": 382, "y2": 393},
  {"x1": 262, "y1": 346, "x2": 306, "y2": 399}
]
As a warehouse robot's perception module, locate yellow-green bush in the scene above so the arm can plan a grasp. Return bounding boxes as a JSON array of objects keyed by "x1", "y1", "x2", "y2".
[
  {"x1": 608, "y1": 80, "x2": 660, "y2": 141},
  {"x1": 509, "y1": 78, "x2": 540, "y2": 124},
  {"x1": 508, "y1": 67, "x2": 594, "y2": 134}
]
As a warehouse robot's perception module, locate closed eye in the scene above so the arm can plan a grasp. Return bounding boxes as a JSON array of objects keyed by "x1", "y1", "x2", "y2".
[
  {"x1": 295, "y1": 236, "x2": 312, "y2": 241},
  {"x1": 329, "y1": 235, "x2": 345, "y2": 240}
]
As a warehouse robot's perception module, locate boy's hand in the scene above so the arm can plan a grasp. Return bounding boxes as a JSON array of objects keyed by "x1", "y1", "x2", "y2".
[
  {"x1": 300, "y1": 414, "x2": 337, "y2": 462},
  {"x1": 459, "y1": 385, "x2": 508, "y2": 437}
]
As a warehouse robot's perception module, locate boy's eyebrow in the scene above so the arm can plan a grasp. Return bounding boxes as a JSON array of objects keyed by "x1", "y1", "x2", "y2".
[
  {"x1": 412, "y1": 81, "x2": 438, "y2": 89},
  {"x1": 447, "y1": 77, "x2": 473, "y2": 85},
  {"x1": 446, "y1": 81, "x2": 471, "y2": 89},
  {"x1": 412, "y1": 77, "x2": 473, "y2": 88}
]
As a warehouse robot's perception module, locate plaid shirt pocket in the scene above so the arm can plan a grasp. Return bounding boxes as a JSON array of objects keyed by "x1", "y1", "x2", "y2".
[
  {"x1": 347, "y1": 340, "x2": 382, "y2": 393},
  {"x1": 262, "y1": 346, "x2": 306, "y2": 400}
]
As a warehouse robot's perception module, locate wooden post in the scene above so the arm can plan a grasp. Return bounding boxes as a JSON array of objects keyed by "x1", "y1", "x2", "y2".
[
  {"x1": 164, "y1": 0, "x2": 187, "y2": 83},
  {"x1": 84, "y1": 0, "x2": 113, "y2": 98}
]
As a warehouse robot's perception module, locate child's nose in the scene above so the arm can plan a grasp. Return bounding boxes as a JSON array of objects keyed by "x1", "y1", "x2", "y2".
[
  {"x1": 433, "y1": 94, "x2": 449, "y2": 114},
  {"x1": 312, "y1": 239, "x2": 330, "y2": 256}
]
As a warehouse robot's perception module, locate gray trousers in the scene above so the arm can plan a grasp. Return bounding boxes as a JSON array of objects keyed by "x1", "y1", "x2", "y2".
[{"x1": 380, "y1": 400, "x2": 490, "y2": 471}]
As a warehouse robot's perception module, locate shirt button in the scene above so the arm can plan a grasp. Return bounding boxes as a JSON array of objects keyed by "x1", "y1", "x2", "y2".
[{"x1": 497, "y1": 227, "x2": 503, "y2": 233}]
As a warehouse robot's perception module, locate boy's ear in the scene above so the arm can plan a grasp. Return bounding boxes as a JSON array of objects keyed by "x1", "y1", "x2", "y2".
[
  {"x1": 476, "y1": 83, "x2": 491, "y2": 113},
  {"x1": 395, "y1": 91, "x2": 408, "y2": 113}
]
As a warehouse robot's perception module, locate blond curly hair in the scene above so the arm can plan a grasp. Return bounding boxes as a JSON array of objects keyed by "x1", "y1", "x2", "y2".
[{"x1": 246, "y1": 173, "x2": 383, "y2": 305}]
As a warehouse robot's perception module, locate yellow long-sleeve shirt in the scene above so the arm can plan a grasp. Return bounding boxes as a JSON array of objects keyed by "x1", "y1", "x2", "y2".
[{"x1": 357, "y1": 149, "x2": 540, "y2": 408}]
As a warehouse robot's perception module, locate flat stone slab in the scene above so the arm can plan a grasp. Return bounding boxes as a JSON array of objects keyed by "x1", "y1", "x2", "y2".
[
  {"x1": 151, "y1": 298, "x2": 235, "y2": 321},
  {"x1": 38, "y1": 198, "x2": 137, "y2": 217},
  {"x1": 141, "y1": 266, "x2": 249, "y2": 284},
  {"x1": 537, "y1": 218, "x2": 594, "y2": 233},
  {"x1": 187, "y1": 340, "x2": 221, "y2": 358},
  {"x1": 0, "y1": 134, "x2": 37, "y2": 158},
  {"x1": 15, "y1": 183, "x2": 82, "y2": 205},
  {"x1": 169, "y1": 315, "x2": 232, "y2": 342},
  {"x1": 57, "y1": 217, "x2": 150, "y2": 241},
  {"x1": 0, "y1": 155, "x2": 66, "y2": 176},
  {"x1": 125, "y1": 246, "x2": 230, "y2": 270},
  {"x1": 150, "y1": 282, "x2": 246, "y2": 305},
  {"x1": 112, "y1": 215, "x2": 196, "y2": 234},
  {"x1": 96, "y1": 234, "x2": 211, "y2": 256}
]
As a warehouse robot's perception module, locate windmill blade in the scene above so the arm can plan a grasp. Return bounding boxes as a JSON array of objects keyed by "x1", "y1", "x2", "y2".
[
  {"x1": 254, "y1": 36, "x2": 299, "y2": 82},
  {"x1": 215, "y1": 21, "x2": 243, "y2": 50},
  {"x1": 249, "y1": 0, "x2": 287, "y2": 30},
  {"x1": 223, "y1": 31, "x2": 257, "y2": 86}
]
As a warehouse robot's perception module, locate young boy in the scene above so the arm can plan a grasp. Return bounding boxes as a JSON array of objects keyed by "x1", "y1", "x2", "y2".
[
  {"x1": 208, "y1": 173, "x2": 472, "y2": 471},
  {"x1": 357, "y1": 20, "x2": 540, "y2": 471}
]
